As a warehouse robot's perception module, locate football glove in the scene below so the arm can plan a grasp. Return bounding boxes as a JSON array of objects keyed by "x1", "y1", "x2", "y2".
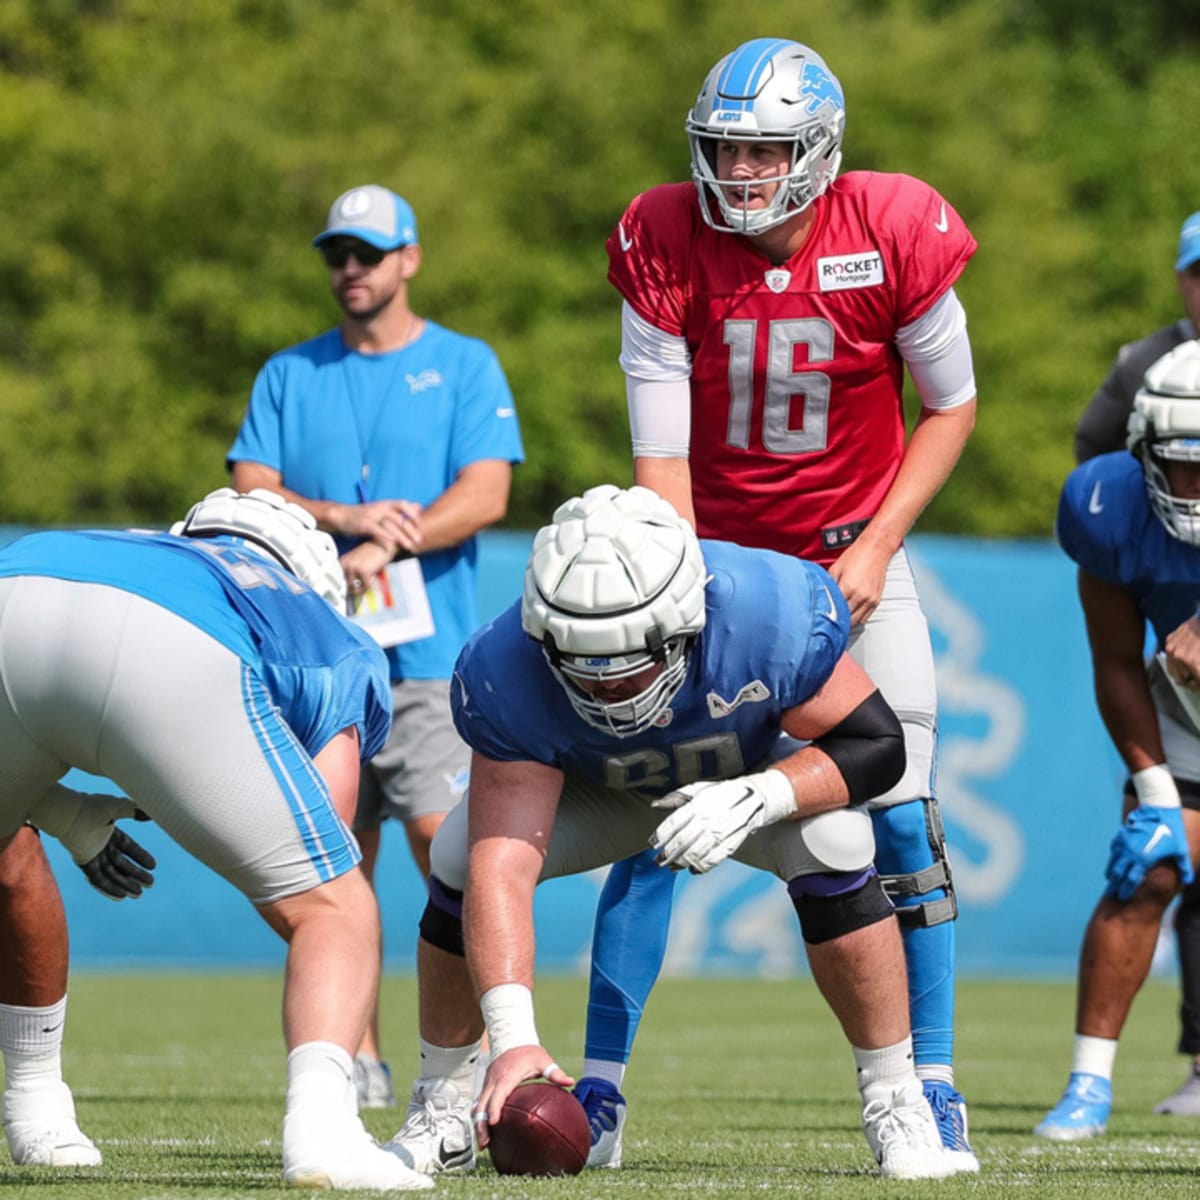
[
  {"x1": 28, "y1": 783, "x2": 156, "y2": 900},
  {"x1": 650, "y1": 770, "x2": 794, "y2": 875},
  {"x1": 1105, "y1": 802, "x2": 1194, "y2": 901}
]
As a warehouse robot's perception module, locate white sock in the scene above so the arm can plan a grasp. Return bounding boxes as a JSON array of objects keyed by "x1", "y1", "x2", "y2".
[
  {"x1": 1071, "y1": 1034, "x2": 1118, "y2": 1081},
  {"x1": 581, "y1": 1058, "x2": 626, "y2": 1089},
  {"x1": 418, "y1": 1038, "x2": 482, "y2": 1098},
  {"x1": 0, "y1": 998, "x2": 67, "y2": 1092},
  {"x1": 854, "y1": 1037, "x2": 917, "y2": 1093},
  {"x1": 286, "y1": 1041, "x2": 355, "y2": 1116}
]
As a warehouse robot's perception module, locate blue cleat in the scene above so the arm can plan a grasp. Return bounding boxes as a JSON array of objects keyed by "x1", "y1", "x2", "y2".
[
  {"x1": 922, "y1": 1081, "x2": 980, "y2": 1173},
  {"x1": 1034, "y1": 1072, "x2": 1112, "y2": 1140},
  {"x1": 572, "y1": 1077, "x2": 627, "y2": 1169}
]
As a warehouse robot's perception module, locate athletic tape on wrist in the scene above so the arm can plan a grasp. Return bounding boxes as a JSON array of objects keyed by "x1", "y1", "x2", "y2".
[
  {"x1": 1132, "y1": 764, "x2": 1182, "y2": 809},
  {"x1": 480, "y1": 983, "x2": 539, "y2": 1057}
]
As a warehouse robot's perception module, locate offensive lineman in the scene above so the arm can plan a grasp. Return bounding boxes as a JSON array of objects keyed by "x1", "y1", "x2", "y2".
[
  {"x1": 387, "y1": 484, "x2": 956, "y2": 1181},
  {"x1": 1036, "y1": 342, "x2": 1200, "y2": 1138},
  {"x1": 577, "y1": 36, "x2": 980, "y2": 1172}
]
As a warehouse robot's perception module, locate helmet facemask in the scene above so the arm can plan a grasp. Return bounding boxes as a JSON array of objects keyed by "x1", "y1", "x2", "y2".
[
  {"x1": 546, "y1": 634, "x2": 694, "y2": 738},
  {"x1": 1138, "y1": 438, "x2": 1200, "y2": 545}
]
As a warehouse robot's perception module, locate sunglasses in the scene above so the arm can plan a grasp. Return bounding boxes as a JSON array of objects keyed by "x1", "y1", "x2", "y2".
[{"x1": 319, "y1": 241, "x2": 390, "y2": 269}]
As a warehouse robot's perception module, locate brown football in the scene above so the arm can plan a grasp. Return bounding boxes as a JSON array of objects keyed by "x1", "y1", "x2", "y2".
[{"x1": 488, "y1": 1081, "x2": 591, "y2": 1176}]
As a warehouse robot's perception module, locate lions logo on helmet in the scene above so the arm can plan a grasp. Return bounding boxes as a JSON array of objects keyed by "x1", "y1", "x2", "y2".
[
  {"x1": 686, "y1": 38, "x2": 846, "y2": 235},
  {"x1": 1128, "y1": 339, "x2": 1200, "y2": 546},
  {"x1": 171, "y1": 487, "x2": 347, "y2": 610},
  {"x1": 521, "y1": 485, "x2": 708, "y2": 737}
]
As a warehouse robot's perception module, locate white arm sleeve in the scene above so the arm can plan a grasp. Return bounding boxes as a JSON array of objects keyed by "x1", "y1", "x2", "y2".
[
  {"x1": 895, "y1": 288, "x2": 976, "y2": 410},
  {"x1": 620, "y1": 302, "x2": 693, "y2": 457}
]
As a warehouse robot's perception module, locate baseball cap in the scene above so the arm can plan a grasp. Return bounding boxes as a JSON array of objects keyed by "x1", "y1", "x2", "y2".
[
  {"x1": 1176, "y1": 210, "x2": 1200, "y2": 272},
  {"x1": 312, "y1": 185, "x2": 418, "y2": 251}
]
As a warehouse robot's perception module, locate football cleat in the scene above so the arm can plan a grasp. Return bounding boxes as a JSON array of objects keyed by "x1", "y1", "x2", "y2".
[
  {"x1": 2, "y1": 1082, "x2": 102, "y2": 1167},
  {"x1": 282, "y1": 1106, "x2": 432, "y2": 1191},
  {"x1": 861, "y1": 1079, "x2": 956, "y2": 1180},
  {"x1": 572, "y1": 1076, "x2": 627, "y2": 1169},
  {"x1": 385, "y1": 1077, "x2": 475, "y2": 1174},
  {"x1": 354, "y1": 1054, "x2": 396, "y2": 1109},
  {"x1": 1034, "y1": 1072, "x2": 1112, "y2": 1140},
  {"x1": 922, "y1": 1081, "x2": 980, "y2": 1173},
  {"x1": 1153, "y1": 1067, "x2": 1200, "y2": 1116}
]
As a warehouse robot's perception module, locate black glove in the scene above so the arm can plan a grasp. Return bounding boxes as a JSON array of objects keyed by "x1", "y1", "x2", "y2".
[{"x1": 80, "y1": 827, "x2": 157, "y2": 900}]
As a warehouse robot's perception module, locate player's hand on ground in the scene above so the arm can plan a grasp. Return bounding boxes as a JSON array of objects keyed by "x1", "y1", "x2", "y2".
[
  {"x1": 1104, "y1": 802, "x2": 1195, "y2": 901},
  {"x1": 81, "y1": 826, "x2": 157, "y2": 900},
  {"x1": 651, "y1": 773, "x2": 793, "y2": 874},
  {"x1": 471, "y1": 1047, "x2": 574, "y2": 1145},
  {"x1": 828, "y1": 537, "x2": 890, "y2": 626},
  {"x1": 1165, "y1": 615, "x2": 1200, "y2": 689}
]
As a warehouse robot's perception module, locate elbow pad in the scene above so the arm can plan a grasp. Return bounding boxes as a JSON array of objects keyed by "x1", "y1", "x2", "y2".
[{"x1": 811, "y1": 690, "x2": 905, "y2": 805}]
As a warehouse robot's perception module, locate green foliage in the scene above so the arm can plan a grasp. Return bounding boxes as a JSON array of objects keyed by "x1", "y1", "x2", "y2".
[{"x1": 1, "y1": 0, "x2": 1199, "y2": 532}]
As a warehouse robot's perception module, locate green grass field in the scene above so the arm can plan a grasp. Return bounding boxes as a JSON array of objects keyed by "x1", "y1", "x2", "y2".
[{"x1": 3, "y1": 974, "x2": 1199, "y2": 1198}]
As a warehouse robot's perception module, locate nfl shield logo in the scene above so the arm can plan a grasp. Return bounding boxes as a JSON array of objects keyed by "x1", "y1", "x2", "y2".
[{"x1": 764, "y1": 268, "x2": 791, "y2": 294}]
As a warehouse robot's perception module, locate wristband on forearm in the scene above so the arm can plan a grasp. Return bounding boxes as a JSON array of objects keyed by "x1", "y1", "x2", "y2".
[
  {"x1": 1131, "y1": 764, "x2": 1181, "y2": 808},
  {"x1": 480, "y1": 983, "x2": 539, "y2": 1057}
]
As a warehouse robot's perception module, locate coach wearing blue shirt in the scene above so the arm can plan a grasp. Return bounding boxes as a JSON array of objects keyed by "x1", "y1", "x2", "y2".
[{"x1": 228, "y1": 185, "x2": 524, "y2": 1104}]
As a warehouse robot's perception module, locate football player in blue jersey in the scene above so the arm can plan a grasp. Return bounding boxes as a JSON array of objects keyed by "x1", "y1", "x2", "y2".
[
  {"x1": 386, "y1": 484, "x2": 956, "y2": 1181},
  {"x1": 1035, "y1": 340, "x2": 1200, "y2": 1140},
  {"x1": 0, "y1": 489, "x2": 430, "y2": 1191}
]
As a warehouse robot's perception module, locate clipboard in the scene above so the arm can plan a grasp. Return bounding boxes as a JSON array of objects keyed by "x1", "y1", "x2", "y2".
[{"x1": 348, "y1": 558, "x2": 435, "y2": 647}]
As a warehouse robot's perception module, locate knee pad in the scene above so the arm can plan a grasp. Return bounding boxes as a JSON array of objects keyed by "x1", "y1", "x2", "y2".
[
  {"x1": 788, "y1": 867, "x2": 894, "y2": 944},
  {"x1": 873, "y1": 797, "x2": 957, "y2": 929},
  {"x1": 797, "y1": 807, "x2": 875, "y2": 873},
  {"x1": 418, "y1": 875, "x2": 465, "y2": 956}
]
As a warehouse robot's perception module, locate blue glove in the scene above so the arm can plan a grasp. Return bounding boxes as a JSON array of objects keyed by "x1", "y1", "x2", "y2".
[{"x1": 1104, "y1": 803, "x2": 1194, "y2": 901}]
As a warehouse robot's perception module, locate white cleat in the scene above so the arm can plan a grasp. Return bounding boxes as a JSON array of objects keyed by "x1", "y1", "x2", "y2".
[
  {"x1": 282, "y1": 1108, "x2": 432, "y2": 1191},
  {"x1": 861, "y1": 1079, "x2": 956, "y2": 1180},
  {"x1": 2, "y1": 1082, "x2": 102, "y2": 1167},
  {"x1": 385, "y1": 1077, "x2": 475, "y2": 1175},
  {"x1": 354, "y1": 1054, "x2": 397, "y2": 1110},
  {"x1": 1153, "y1": 1068, "x2": 1200, "y2": 1116}
]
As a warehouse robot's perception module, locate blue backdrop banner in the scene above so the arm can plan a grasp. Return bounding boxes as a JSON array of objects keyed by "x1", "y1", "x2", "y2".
[{"x1": 3, "y1": 526, "x2": 1129, "y2": 976}]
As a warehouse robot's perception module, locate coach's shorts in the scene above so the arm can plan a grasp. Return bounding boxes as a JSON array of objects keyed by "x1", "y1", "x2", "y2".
[
  {"x1": 847, "y1": 547, "x2": 937, "y2": 809},
  {"x1": 0, "y1": 576, "x2": 360, "y2": 905},
  {"x1": 429, "y1": 771, "x2": 874, "y2": 892},
  {"x1": 354, "y1": 678, "x2": 469, "y2": 831}
]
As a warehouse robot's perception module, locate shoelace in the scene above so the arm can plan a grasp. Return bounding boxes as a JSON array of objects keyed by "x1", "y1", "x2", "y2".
[
  {"x1": 404, "y1": 1085, "x2": 465, "y2": 1136},
  {"x1": 924, "y1": 1088, "x2": 967, "y2": 1148},
  {"x1": 575, "y1": 1084, "x2": 621, "y2": 1136},
  {"x1": 863, "y1": 1094, "x2": 937, "y2": 1150}
]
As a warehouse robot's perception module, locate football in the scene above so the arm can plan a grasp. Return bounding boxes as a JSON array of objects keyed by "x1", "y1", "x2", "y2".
[{"x1": 487, "y1": 1081, "x2": 591, "y2": 1176}]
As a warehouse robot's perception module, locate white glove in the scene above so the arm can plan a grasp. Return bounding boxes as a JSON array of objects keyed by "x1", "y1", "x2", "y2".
[
  {"x1": 649, "y1": 770, "x2": 795, "y2": 874},
  {"x1": 28, "y1": 783, "x2": 140, "y2": 864}
]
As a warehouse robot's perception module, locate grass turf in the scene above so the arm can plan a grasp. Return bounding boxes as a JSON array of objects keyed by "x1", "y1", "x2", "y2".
[{"x1": 3, "y1": 974, "x2": 1199, "y2": 1197}]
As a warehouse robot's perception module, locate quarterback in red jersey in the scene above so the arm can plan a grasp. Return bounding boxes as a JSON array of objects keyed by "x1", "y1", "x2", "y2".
[{"x1": 573, "y1": 38, "x2": 980, "y2": 1177}]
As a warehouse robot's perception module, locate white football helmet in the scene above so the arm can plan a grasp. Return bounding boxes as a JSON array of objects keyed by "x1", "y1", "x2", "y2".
[
  {"x1": 686, "y1": 37, "x2": 845, "y2": 235},
  {"x1": 171, "y1": 487, "x2": 347, "y2": 609},
  {"x1": 1127, "y1": 340, "x2": 1200, "y2": 545},
  {"x1": 521, "y1": 485, "x2": 708, "y2": 737}
]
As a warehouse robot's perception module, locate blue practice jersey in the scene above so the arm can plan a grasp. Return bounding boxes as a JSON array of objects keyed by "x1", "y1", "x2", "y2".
[
  {"x1": 0, "y1": 529, "x2": 393, "y2": 760},
  {"x1": 228, "y1": 323, "x2": 525, "y2": 680},
  {"x1": 451, "y1": 540, "x2": 850, "y2": 796},
  {"x1": 1057, "y1": 452, "x2": 1200, "y2": 648}
]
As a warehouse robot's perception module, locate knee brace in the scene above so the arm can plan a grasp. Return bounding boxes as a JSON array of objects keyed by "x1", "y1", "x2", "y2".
[
  {"x1": 417, "y1": 874, "x2": 465, "y2": 956},
  {"x1": 876, "y1": 797, "x2": 957, "y2": 929},
  {"x1": 788, "y1": 867, "x2": 894, "y2": 944}
]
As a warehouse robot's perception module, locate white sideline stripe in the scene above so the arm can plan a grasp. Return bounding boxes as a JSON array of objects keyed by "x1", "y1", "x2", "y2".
[{"x1": 101, "y1": 1136, "x2": 219, "y2": 1147}]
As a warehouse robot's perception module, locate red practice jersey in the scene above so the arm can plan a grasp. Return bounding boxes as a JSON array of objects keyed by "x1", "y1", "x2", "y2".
[{"x1": 607, "y1": 173, "x2": 977, "y2": 564}]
